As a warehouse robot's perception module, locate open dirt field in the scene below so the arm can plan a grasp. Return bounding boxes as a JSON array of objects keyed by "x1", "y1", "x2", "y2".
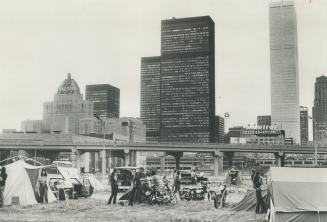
[{"x1": 0, "y1": 188, "x2": 265, "y2": 222}]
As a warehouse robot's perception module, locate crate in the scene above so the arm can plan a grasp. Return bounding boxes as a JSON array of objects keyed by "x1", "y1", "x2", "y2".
[{"x1": 12, "y1": 196, "x2": 20, "y2": 205}]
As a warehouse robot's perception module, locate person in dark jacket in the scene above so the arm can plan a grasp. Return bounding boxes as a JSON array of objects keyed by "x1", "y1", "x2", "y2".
[
  {"x1": 172, "y1": 171, "x2": 181, "y2": 195},
  {"x1": 0, "y1": 167, "x2": 8, "y2": 207},
  {"x1": 108, "y1": 168, "x2": 118, "y2": 204},
  {"x1": 133, "y1": 167, "x2": 146, "y2": 204},
  {"x1": 253, "y1": 171, "x2": 267, "y2": 214}
]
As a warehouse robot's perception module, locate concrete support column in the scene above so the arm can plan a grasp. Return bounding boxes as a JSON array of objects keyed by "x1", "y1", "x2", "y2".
[
  {"x1": 94, "y1": 152, "x2": 99, "y2": 172},
  {"x1": 70, "y1": 148, "x2": 80, "y2": 170},
  {"x1": 124, "y1": 148, "x2": 130, "y2": 167},
  {"x1": 160, "y1": 156, "x2": 165, "y2": 173},
  {"x1": 274, "y1": 152, "x2": 285, "y2": 167},
  {"x1": 167, "y1": 152, "x2": 183, "y2": 171},
  {"x1": 176, "y1": 156, "x2": 181, "y2": 170},
  {"x1": 225, "y1": 151, "x2": 234, "y2": 168},
  {"x1": 101, "y1": 150, "x2": 106, "y2": 176},
  {"x1": 133, "y1": 151, "x2": 137, "y2": 167},
  {"x1": 213, "y1": 150, "x2": 223, "y2": 176}
]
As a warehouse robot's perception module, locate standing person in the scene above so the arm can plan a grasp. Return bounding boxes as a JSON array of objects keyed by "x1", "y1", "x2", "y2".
[
  {"x1": 172, "y1": 171, "x2": 181, "y2": 196},
  {"x1": 253, "y1": 171, "x2": 266, "y2": 214},
  {"x1": 251, "y1": 170, "x2": 256, "y2": 188},
  {"x1": 38, "y1": 169, "x2": 48, "y2": 204},
  {"x1": 128, "y1": 167, "x2": 146, "y2": 205},
  {"x1": 134, "y1": 167, "x2": 145, "y2": 203},
  {"x1": 199, "y1": 171, "x2": 205, "y2": 183},
  {"x1": 0, "y1": 167, "x2": 8, "y2": 207},
  {"x1": 107, "y1": 168, "x2": 118, "y2": 205}
]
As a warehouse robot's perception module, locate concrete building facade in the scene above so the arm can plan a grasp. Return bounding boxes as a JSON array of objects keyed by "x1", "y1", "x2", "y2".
[
  {"x1": 21, "y1": 120, "x2": 50, "y2": 133},
  {"x1": 300, "y1": 106, "x2": 308, "y2": 145},
  {"x1": 43, "y1": 73, "x2": 94, "y2": 134}
]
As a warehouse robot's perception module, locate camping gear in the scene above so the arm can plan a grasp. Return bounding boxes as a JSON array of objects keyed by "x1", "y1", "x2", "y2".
[
  {"x1": 268, "y1": 167, "x2": 327, "y2": 222},
  {"x1": 224, "y1": 168, "x2": 241, "y2": 186},
  {"x1": 1, "y1": 160, "x2": 56, "y2": 206},
  {"x1": 231, "y1": 189, "x2": 269, "y2": 211}
]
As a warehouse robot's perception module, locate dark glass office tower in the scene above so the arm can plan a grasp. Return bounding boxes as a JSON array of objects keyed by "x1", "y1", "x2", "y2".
[
  {"x1": 141, "y1": 16, "x2": 215, "y2": 143},
  {"x1": 313, "y1": 76, "x2": 327, "y2": 143},
  {"x1": 257, "y1": 115, "x2": 272, "y2": 126},
  {"x1": 140, "y1": 57, "x2": 161, "y2": 142},
  {"x1": 160, "y1": 16, "x2": 215, "y2": 143},
  {"x1": 86, "y1": 84, "x2": 120, "y2": 119}
]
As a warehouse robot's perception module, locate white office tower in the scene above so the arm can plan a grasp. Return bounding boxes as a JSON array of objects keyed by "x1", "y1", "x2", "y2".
[{"x1": 269, "y1": 1, "x2": 300, "y2": 144}]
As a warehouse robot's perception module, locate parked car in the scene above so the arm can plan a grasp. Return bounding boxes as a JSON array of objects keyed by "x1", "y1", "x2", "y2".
[
  {"x1": 115, "y1": 167, "x2": 138, "y2": 192},
  {"x1": 47, "y1": 168, "x2": 93, "y2": 200}
]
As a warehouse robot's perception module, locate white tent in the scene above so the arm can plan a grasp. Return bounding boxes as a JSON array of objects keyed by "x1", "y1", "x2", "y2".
[
  {"x1": 85, "y1": 174, "x2": 105, "y2": 192},
  {"x1": 1, "y1": 160, "x2": 56, "y2": 206},
  {"x1": 268, "y1": 167, "x2": 327, "y2": 222}
]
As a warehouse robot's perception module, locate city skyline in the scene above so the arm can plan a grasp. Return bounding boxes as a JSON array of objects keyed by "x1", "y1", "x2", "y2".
[{"x1": 1, "y1": 0, "x2": 327, "y2": 140}]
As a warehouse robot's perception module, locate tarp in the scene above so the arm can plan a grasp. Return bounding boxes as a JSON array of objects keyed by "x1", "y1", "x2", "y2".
[
  {"x1": 231, "y1": 189, "x2": 269, "y2": 211},
  {"x1": 268, "y1": 167, "x2": 327, "y2": 222},
  {"x1": 1, "y1": 160, "x2": 56, "y2": 206}
]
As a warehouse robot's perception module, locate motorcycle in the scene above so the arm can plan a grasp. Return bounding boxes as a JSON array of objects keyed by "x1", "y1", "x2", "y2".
[
  {"x1": 148, "y1": 185, "x2": 177, "y2": 205},
  {"x1": 180, "y1": 182, "x2": 208, "y2": 201},
  {"x1": 214, "y1": 184, "x2": 228, "y2": 209}
]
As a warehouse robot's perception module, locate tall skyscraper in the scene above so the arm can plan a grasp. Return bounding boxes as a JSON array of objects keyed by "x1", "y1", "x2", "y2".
[
  {"x1": 257, "y1": 115, "x2": 271, "y2": 126},
  {"x1": 313, "y1": 76, "x2": 327, "y2": 143},
  {"x1": 141, "y1": 16, "x2": 216, "y2": 143},
  {"x1": 300, "y1": 106, "x2": 308, "y2": 145},
  {"x1": 85, "y1": 84, "x2": 120, "y2": 119},
  {"x1": 140, "y1": 57, "x2": 161, "y2": 142},
  {"x1": 160, "y1": 16, "x2": 215, "y2": 143},
  {"x1": 269, "y1": 1, "x2": 300, "y2": 144}
]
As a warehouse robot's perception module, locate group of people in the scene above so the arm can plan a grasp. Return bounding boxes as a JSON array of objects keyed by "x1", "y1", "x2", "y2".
[
  {"x1": 251, "y1": 168, "x2": 267, "y2": 214},
  {"x1": 107, "y1": 167, "x2": 183, "y2": 206}
]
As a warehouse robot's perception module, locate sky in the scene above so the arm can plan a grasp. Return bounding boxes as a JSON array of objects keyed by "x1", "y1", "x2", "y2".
[{"x1": 0, "y1": 0, "x2": 327, "y2": 139}]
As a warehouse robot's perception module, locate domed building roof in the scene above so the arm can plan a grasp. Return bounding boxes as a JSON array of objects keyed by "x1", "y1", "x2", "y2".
[{"x1": 56, "y1": 73, "x2": 81, "y2": 95}]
